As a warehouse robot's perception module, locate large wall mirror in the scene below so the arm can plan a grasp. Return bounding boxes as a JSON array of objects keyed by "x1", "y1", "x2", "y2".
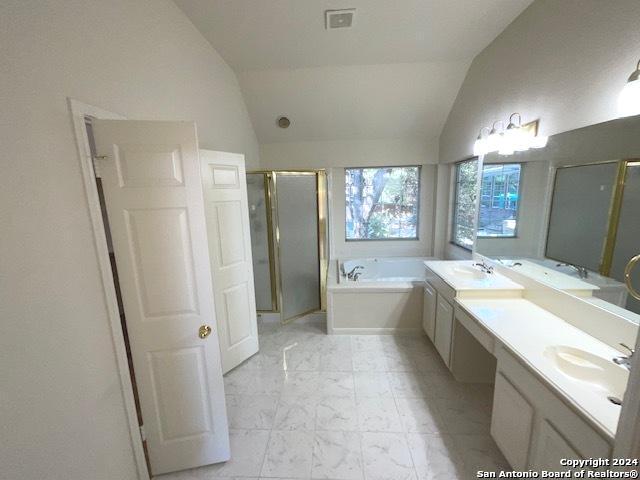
[{"x1": 474, "y1": 115, "x2": 640, "y2": 321}]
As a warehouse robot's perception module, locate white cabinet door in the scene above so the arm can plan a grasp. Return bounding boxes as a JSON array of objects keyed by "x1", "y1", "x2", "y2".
[
  {"x1": 200, "y1": 150, "x2": 259, "y2": 374},
  {"x1": 491, "y1": 372, "x2": 534, "y2": 470},
  {"x1": 422, "y1": 282, "x2": 437, "y2": 341},
  {"x1": 530, "y1": 420, "x2": 581, "y2": 471},
  {"x1": 434, "y1": 294, "x2": 454, "y2": 366},
  {"x1": 94, "y1": 120, "x2": 230, "y2": 475}
]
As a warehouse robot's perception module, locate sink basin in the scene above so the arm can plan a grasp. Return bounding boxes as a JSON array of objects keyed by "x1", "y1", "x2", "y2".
[
  {"x1": 544, "y1": 345, "x2": 628, "y2": 399},
  {"x1": 451, "y1": 265, "x2": 487, "y2": 280}
]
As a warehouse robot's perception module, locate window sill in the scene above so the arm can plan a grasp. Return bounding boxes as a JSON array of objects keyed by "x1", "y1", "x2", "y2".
[
  {"x1": 345, "y1": 237, "x2": 420, "y2": 242},
  {"x1": 449, "y1": 241, "x2": 472, "y2": 252}
]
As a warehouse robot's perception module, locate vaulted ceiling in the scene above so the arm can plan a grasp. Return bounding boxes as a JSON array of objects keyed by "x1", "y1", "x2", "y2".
[{"x1": 174, "y1": 0, "x2": 534, "y2": 143}]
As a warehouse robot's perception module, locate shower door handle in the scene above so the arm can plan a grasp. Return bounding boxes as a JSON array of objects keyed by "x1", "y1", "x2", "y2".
[{"x1": 624, "y1": 254, "x2": 640, "y2": 301}]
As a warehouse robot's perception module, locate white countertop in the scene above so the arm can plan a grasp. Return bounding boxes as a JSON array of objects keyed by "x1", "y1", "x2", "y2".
[
  {"x1": 456, "y1": 297, "x2": 627, "y2": 438},
  {"x1": 507, "y1": 259, "x2": 599, "y2": 293},
  {"x1": 425, "y1": 260, "x2": 525, "y2": 292}
]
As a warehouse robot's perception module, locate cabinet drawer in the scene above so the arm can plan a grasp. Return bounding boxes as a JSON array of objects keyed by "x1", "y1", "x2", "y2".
[{"x1": 425, "y1": 272, "x2": 456, "y2": 304}]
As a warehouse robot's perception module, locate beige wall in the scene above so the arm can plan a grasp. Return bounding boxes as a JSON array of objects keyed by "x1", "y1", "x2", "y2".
[
  {"x1": 437, "y1": 0, "x2": 640, "y2": 261},
  {"x1": 1, "y1": 1, "x2": 258, "y2": 479},
  {"x1": 439, "y1": 0, "x2": 640, "y2": 164},
  {"x1": 260, "y1": 138, "x2": 439, "y2": 259}
]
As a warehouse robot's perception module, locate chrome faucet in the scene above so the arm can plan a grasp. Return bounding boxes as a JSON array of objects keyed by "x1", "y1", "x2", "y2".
[
  {"x1": 613, "y1": 343, "x2": 635, "y2": 370},
  {"x1": 473, "y1": 260, "x2": 494, "y2": 274},
  {"x1": 556, "y1": 262, "x2": 589, "y2": 279},
  {"x1": 353, "y1": 272, "x2": 363, "y2": 281},
  {"x1": 347, "y1": 265, "x2": 364, "y2": 280}
]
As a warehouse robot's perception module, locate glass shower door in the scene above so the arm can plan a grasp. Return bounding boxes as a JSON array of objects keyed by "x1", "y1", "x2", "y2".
[
  {"x1": 246, "y1": 173, "x2": 276, "y2": 311},
  {"x1": 610, "y1": 162, "x2": 640, "y2": 314},
  {"x1": 275, "y1": 173, "x2": 321, "y2": 322}
]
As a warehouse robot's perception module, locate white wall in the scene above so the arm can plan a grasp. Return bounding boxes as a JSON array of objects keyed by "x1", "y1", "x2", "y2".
[
  {"x1": 439, "y1": 0, "x2": 640, "y2": 164},
  {"x1": 260, "y1": 138, "x2": 437, "y2": 170},
  {"x1": 260, "y1": 138, "x2": 439, "y2": 259},
  {"x1": 1, "y1": 1, "x2": 258, "y2": 479}
]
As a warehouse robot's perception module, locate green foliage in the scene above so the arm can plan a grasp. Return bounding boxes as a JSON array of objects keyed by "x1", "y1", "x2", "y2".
[{"x1": 345, "y1": 166, "x2": 419, "y2": 240}]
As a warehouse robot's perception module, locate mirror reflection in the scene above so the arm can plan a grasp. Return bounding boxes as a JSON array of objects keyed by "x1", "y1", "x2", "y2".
[{"x1": 474, "y1": 115, "x2": 640, "y2": 320}]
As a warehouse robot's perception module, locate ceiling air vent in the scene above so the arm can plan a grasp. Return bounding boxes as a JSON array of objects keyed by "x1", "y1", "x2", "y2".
[{"x1": 325, "y1": 9, "x2": 355, "y2": 29}]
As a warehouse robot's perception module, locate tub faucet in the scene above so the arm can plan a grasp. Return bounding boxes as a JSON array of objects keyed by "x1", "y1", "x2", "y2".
[
  {"x1": 353, "y1": 272, "x2": 363, "y2": 281},
  {"x1": 613, "y1": 343, "x2": 635, "y2": 371},
  {"x1": 347, "y1": 265, "x2": 364, "y2": 279}
]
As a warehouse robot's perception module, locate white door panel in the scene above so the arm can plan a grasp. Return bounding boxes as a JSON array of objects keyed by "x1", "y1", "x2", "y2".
[
  {"x1": 201, "y1": 150, "x2": 259, "y2": 373},
  {"x1": 93, "y1": 120, "x2": 229, "y2": 475}
]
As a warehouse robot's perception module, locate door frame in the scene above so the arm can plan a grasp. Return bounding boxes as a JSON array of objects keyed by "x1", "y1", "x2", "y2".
[
  {"x1": 68, "y1": 98, "x2": 150, "y2": 480},
  {"x1": 247, "y1": 169, "x2": 328, "y2": 323}
]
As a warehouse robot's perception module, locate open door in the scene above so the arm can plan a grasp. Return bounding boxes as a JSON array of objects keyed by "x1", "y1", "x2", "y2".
[
  {"x1": 200, "y1": 150, "x2": 259, "y2": 373},
  {"x1": 93, "y1": 120, "x2": 229, "y2": 475}
]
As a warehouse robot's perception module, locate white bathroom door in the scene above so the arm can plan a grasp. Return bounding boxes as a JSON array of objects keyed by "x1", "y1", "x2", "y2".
[
  {"x1": 200, "y1": 150, "x2": 259, "y2": 373},
  {"x1": 92, "y1": 120, "x2": 230, "y2": 475}
]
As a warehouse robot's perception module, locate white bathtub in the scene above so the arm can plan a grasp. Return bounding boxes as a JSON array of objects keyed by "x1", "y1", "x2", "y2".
[
  {"x1": 341, "y1": 257, "x2": 428, "y2": 283},
  {"x1": 328, "y1": 257, "x2": 432, "y2": 334}
]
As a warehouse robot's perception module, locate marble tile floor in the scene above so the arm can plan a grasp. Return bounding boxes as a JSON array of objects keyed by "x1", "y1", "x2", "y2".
[{"x1": 155, "y1": 321, "x2": 508, "y2": 480}]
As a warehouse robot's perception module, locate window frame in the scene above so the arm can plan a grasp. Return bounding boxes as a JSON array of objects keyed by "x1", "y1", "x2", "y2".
[
  {"x1": 344, "y1": 165, "x2": 421, "y2": 242},
  {"x1": 450, "y1": 157, "x2": 479, "y2": 251},
  {"x1": 477, "y1": 162, "x2": 523, "y2": 239}
]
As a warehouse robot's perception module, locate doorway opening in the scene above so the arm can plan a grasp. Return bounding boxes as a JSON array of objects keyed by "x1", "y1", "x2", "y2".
[
  {"x1": 84, "y1": 117, "x2": 152, "y2": 476},
  {"x1": 246, "y1": 170, "x2": 328, "y2": 323}
]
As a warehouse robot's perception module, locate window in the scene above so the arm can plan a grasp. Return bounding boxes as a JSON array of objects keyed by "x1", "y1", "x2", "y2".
[
  {"x1": 451, "y1": 158, "x2": 479, "y2": 249},
  {"x1": 345, "y1": 166, "x2": 420, "y2": 240},
  {"x1": 477, "y1": 163, "x2": 522, "y2": 238}
]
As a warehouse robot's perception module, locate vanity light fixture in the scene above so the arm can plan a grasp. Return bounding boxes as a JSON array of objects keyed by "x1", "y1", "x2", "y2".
[
  {"x1": 486, "y1": 120, "x2": 504, "y2": 153},
  {"x1": 500, "y1": 113, "x2": 527, "y2": 155},
  {"x1": 618, "y1": 58, "x2": 640, "y2": 117},
  {"x1": 473, "y1": 127, "x2": 490, "y2": 156},
  {"x1": 475, "y1": 115, "x2": 548, "y2": 157}
]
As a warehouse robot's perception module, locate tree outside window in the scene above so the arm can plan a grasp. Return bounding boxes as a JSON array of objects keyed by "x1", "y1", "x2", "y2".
[
  {"x1": 345, "y1": 166, "x2": 420, "y2": 240},
  {"x1": 451, "y1": 158, "x2": 479, "y2": 249}
]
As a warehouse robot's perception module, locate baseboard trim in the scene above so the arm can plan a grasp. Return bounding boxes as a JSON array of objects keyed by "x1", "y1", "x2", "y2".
[{"x1": 328, "y1": 326, "x2": 423, "y2": 335}]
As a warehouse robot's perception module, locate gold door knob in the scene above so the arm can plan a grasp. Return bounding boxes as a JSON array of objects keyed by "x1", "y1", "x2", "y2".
[{"x1": 198, "y1": 325, "x2": 212, "y2": 339}]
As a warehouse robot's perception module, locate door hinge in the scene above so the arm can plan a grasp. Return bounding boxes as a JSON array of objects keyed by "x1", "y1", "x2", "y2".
[
  {"x1": 139, "y1": 425, "x2": 146, "y2": 442},
  {"x1": 91, "y1": 155, "x2": 108, "y2": 178}
]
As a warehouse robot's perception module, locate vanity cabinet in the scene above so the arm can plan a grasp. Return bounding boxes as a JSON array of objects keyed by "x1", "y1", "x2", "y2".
[
  {"x1": 422, "y1": 282, "x2": 437, "y2": 341},
  {"x1": 492, "y1": 345, "x2": 612, "y2": 470},
  {"x1": 434, "y1": 294, "x2": 454, "y2": 366},
  {"x1": 530, "y1": 420, "x2": 581, "y2": 471},
  {"x1": 491, "y1": 372, "x2": 534, "y2": 470}
]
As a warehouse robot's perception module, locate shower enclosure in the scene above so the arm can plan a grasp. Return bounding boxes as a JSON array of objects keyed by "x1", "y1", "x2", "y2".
[{"x1": 246, "y1": 170, "x2": 328, "y2": 323}]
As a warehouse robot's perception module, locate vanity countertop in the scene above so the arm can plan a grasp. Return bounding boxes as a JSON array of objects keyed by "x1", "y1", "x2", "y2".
[
  {"x1": 424, "y1": 260, "x2": 525, "y2": 292},
  {"x1": 456, "y1": 297, "x2": 627, "y2": 438},
  {"x1": 507, "y1": 259, "x2": 600, "y2": 294}
]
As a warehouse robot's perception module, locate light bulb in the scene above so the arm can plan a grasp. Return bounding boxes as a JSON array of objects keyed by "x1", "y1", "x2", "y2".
[
  {"x1": 473, "y1": 137, "x2": 487, "y2": 156},
  {"x1": 498, "y1": 137, "x2": 515, "y2": 155},
  {"x1": 618, "y1": 59, "x2": 640, "y2": 118},
  {"x1": 618, "y1": 78, "x2": 640, "y2": 117},
  {"x1": 513, "y1": 128, "x2": 530, "y2": 151},
  {"x1": 486, "y1": 121, "x2": 504, "y2": 152}
]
